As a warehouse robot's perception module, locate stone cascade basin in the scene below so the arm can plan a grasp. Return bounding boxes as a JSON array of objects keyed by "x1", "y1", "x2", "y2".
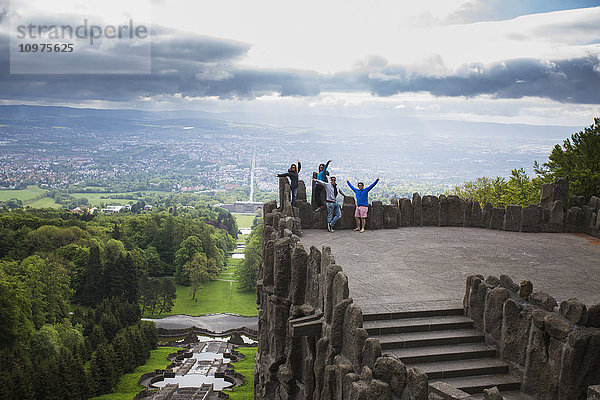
[{"x1": 143, "y1": 313, "x2": 258, "y2": 333}]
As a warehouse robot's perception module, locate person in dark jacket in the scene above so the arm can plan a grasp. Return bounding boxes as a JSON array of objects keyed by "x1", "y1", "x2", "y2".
[{"x1": 276, "y1": 160, "x2": 301, "y2": 206}]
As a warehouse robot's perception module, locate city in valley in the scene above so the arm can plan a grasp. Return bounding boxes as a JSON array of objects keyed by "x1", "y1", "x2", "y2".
[{"x1": 0, "y1": 105, "x2": 579, "y2": 210}]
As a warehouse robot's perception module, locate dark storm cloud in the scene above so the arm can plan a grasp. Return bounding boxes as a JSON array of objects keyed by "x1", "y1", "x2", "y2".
[
  {"x1": 150, "y1": 27, "x2": 250, "y2": 62},
  {"x1": 0, "y1": 26, "x2": 599, "y2": 104},
  {"x1": 345, "y1": 57, "x2": 600, "y2": 104}
]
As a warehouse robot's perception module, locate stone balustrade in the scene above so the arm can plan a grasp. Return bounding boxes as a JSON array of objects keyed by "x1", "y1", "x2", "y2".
[
  {"x1": 464, "y1": 274, "x2": 600, "y2": 400},
  {"x1": 281, "y1": 176, "x2": 600, "y2": 238}
]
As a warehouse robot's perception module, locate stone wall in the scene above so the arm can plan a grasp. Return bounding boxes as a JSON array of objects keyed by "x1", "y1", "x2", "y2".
[
  {"x1": 255, "y1": 200, "x2": 436, "y2": 400},
  {"x1": 464, "y1": 274, "x2": 600, "y2": 400},
  {"x1": 287, "y1": 177, "x2": 600, "y2": 239}
]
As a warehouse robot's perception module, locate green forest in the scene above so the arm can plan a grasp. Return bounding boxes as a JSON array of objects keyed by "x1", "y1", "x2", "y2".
[{"x1": 0, "y1": 206, "x2": 237, "y2": 399}]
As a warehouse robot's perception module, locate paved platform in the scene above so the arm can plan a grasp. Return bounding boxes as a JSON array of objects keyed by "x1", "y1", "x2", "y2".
[{"x1": 300, "y1": 227, "x2": 600, "y2": 313}]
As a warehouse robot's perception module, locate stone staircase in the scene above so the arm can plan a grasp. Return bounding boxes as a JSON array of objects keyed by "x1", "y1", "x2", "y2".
[{"x1": 363, "y1": 303, "x2": 523, "y2": 398}]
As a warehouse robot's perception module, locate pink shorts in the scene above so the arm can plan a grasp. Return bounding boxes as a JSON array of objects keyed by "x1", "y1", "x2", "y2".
[{"x1": 355, "y1": 206, "x2": 368, "y2": 218}]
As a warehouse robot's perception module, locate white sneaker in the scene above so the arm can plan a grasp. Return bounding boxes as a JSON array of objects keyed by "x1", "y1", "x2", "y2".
[{"x1": 327, "y1": 223, "x2": 332, "y2": 232}]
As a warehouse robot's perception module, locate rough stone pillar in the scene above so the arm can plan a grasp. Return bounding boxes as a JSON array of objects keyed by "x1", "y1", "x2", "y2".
[
  {"x1": 503, "y1": 205, "x2": 522, "y2": 232},
  {"x1": 439, "y1": 194, "x2": 448, "y2": 227},
  {"x1": 342, "y1": 196, "x2": 356, "y2": 231},
  {"x1": 297, "y1": 180, "x2": 307, "y2": 202},
  {"x1": 565, "y1": 207, "x2": 584, "y2": 233},
  {"x1": 290, "y1": 246, "x2": 309, "y2": 305},
  {"x1": 371, "y1": 201, "x2": 384, "y2": 229},
  {"x1": 483, "y1": 287, "x2": 510, "y2": 345},
  {"x1": 569, "y1": 195, "x2": 585, "y2": 209},
  {"x1": 552, "y1": 177, "x2": 569, "y2": 212},
  {"x1": 400, "y1": 198, "x2": 413, "y2": 227},
  {"x1": 472, "y1": 201, "x2": 483, "y2": 228},
  {"x1": 540, "y1": 182, "x2": 554, "y2": 210},
  {"x1": 463, "y1": 199, "x2": 473, "y2": 227},
  {"x1": 447, "y1": 195, "x2": 465, "y2": 227},
  {"x1": 274, "y1": 237, "x2": 292, "y2": 297},
  {"x1": 296, "y1": 200, "x2": 313, "y2": 229},
  {"x1": 489, "y1": 207, "x2": 505, "y2": 230},
  {"x1": 264, "y1": 200, "x2": 278, "y2": 216},
  {"x1": 412, "y1": 193, "x2": 422, "y2": 227},
  {"x1": 422, "y1": 195, "x2": 440, "y2": 226},
  {"x1": 391, "y1": 198, "x2": 402, "y2": 227},
  {"x1": 483, "y1": 202, "x2": 493, "y2": 228},
  {"x1": 306, "y1": 247, "x2": 322, "y2": 310},
  {"x1": 383, "y1": 204, "x2": 399, "y2": 228},
  {"x1": 583, "y1": 205, "x2": 595, "y2": 234},
  {"x1": 313, "y1": 207, "x2": 328, "y2": 230},
  {"x1": 589, "y1": 196, "x2": 600, "y2": 212},
  {"x1": 521, "y1": 205, "x2": 541, "y2": 232},
  {"x1": 549, "y1": 200, "x2": 565, "y2": 232},
  {"x1": 279, "y1": 177, "x2": 291, "y2": 211},
  {"x1": 263, "y1": 239, "x2": 276, "y2": 287}
]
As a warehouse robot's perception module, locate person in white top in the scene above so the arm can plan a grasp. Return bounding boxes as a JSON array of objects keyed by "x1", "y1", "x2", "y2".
[{"x1": 313, "y1": 176, "x2": 347, "y2": 232}]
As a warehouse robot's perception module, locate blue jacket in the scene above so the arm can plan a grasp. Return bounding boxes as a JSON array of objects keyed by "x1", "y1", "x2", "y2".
[
  {"x1": 347, "y1": 179, "x2": 379, "y2": 207},
  {"x1": 316, "y1": 160, "x2": 331, "y2": 181}
]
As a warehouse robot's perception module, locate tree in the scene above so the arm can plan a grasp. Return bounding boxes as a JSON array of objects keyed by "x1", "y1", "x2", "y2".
[
  {"x1": 0, "y1": 266, "x2": 34, "y2": 349},
  {"x1": 236, "y1": 221, "x2": 263, "y2": 289},
  {"x1": 81, "y1": 240, "x2": 104, "y2": 306},
  {"x1": 88, "y1": 343, "x2": 118, "y2": 396},
  {"x1": 536, "y1": 117, "x2": 600, "y2": 200},
  {"x1": 502, "y1": 168, "x2": 539, "y2": 206},
  {"x1": 156, "y1": 279, "x2": 176, "y2": 316}
]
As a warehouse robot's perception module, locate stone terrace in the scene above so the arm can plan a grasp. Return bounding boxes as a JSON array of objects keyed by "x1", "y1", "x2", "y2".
[{"x1": 301, "y1": 227, "x2": 600, "y2": 311}]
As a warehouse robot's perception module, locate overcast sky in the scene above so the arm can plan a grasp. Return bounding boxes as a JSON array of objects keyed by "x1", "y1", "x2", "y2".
[{"x1": 1, "y1": 0, "x2": 599, "y2": 127}]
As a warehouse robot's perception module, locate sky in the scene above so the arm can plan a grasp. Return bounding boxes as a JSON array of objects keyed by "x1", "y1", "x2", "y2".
[{"x1": 0, "y1": 0, "x2": 599, "y2": 127}]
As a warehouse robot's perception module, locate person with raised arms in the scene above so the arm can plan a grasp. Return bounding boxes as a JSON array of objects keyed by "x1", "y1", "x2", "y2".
[
  {"x1": 312, "y1": 159, "x2": 331, "y2": 213},
  {"x1": 347, "y1": 178, "x2": 380, "y2": 232},
  {"x1": 276, "y1": 160, "x2": 301, "y2": 206},
  {"x1": 313, "y1": 175, "x2": 346, "y2": 232}
]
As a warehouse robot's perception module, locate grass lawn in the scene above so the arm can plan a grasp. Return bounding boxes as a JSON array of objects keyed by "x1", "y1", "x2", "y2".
[
  {"x1": 232, "y1": 213, "x2": 256, "y2": 229},
  {"x1": 68, "y1": 190, "x2": 169, "y2": 207},
  {"x1": 150, "y1": 277, "x2": 257, "y2": 317},
  {"x1": 0, "y1": 185, "x2": 47, "y2": 202},
  {"x1": 89, "y1": 346, "x2": 178, "y2": 400},
  {"x1": 27, "y1": 196, "x2": 61, "y2": 208},
  {"x1": 225, "y1": 346, "x2": 257, "y2": 400}
]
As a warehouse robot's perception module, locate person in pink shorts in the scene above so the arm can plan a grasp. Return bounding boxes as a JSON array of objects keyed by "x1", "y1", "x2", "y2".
[{"x1": 347, "y1": 179, "x2": 379, "y2": 232}]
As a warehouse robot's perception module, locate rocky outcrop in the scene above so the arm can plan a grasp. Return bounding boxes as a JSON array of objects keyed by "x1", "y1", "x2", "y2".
[
  {"x1": 464, "y1": 274, "x2": 600, "y2": 400},
  {"x1": 255, "y1": 201, "x2": 430, "y2": 400}
]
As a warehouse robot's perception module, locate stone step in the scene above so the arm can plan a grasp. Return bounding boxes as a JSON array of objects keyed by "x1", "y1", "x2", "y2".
[
  {"x1": 362, "y1": 304, "x2": 464, "y2": 322},
  {"x1": 434, "y1": 374, "x2": 521, "y2": 394},
  {"x1": 408, "y1": 358, "x2": 509, "y2": 380},
  {"x1": 469, "y1": 390, "x2": 535, "y2": 400},
  {"x1": 388, "y1": 342, "x2": 496, "y2": 364},
  {"x1": 374, "y1": 329, "x2": 484, "y2": 350},
  {"x1": 364, "y1": 315, "x2": 474, "y2": 335}
]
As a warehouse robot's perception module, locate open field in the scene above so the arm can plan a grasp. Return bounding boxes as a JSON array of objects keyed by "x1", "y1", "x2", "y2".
[
  {"x1": 151, "y1": 272, "x2": 257, "y2": 318},
  {"x1": 27, "y1": 196, "x2": 61, "y2": 208},
  {"x1": 68, "y1": 190, "x2": 169, "y2": 206},
  {"x1": 0, "y1": 185, "x2": 47, "y2": 202},
  {"x1": 232, "y1": 213, "x2": 257, "y2": 229},
  {"x1": 89, "y1": 346, "x2": 178, "y2": 400}
]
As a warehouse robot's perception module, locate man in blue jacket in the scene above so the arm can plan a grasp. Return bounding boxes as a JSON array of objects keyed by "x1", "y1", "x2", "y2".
[{"x1": 347, "y1": 178, "x2": 379, "y2": 232}]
